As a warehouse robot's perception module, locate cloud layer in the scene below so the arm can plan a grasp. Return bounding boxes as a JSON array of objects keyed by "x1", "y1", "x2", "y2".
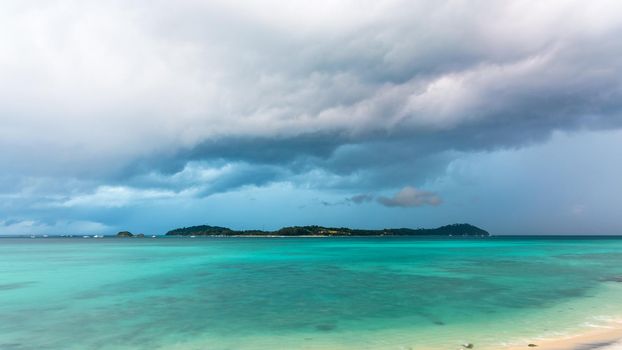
[
  {"x1": 3, "y1": 1, "x2": 622, "y2": 178},
  {"x1": 2, "y1": 1, "x2": 622, "y2": 233}
]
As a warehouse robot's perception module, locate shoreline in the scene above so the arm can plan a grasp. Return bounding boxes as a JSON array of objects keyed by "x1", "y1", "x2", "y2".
[
  {"x1": 170, "y1": 322, "x2": 622, "y2": 350},
  {"x1": 502, "y1": 323, "x2": 622, "y2": 350}
]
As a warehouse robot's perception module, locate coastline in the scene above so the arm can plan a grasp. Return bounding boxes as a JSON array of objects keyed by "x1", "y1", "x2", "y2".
[
  {"x1": 502, "y1": 322, "x2": 622, "y2": 350},
  {"x1": 168, "y1": 321, "x2": 622, "y2": 350}
]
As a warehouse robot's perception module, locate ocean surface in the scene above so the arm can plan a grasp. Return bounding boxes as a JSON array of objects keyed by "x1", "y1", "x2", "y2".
[{"x1": 1, "y1": 236, "x2": 622, "y2": 350}]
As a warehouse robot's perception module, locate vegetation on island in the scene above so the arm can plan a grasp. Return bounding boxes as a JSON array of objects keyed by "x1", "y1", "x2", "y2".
[
  {"x1": 164, "y1": 223, "x2": 489, "y2": 237},
  {"x1": 116, "y1": 231, "x2": 145, "y2": 238}
]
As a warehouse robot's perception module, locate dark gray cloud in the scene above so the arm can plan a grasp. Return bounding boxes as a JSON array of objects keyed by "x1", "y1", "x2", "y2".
[
  {"x1": 377, "y1": 186, "x2": 442, "y2": 207},
  {"x1": 348, "y1": 194, "x2": 374, "y2": 204},
  {"x1": 344, "y1": 187, "x2": 441, "y2": 208},
  {"x1": 130, "y1": 11, "x2": 622, "y2": 193}
]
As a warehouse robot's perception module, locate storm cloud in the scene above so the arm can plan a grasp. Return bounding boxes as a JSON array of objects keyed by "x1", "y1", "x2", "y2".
[{"x1": 2, "y1": 0, "x2": 622, "y2": 234}]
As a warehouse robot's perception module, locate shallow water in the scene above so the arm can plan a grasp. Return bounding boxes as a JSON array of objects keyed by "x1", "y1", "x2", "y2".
[{"x1": 1, "y1": 236, "x2": 622, "y2": 349}]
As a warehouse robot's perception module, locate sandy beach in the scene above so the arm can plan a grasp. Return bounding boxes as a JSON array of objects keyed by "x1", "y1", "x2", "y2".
[{"x1": 504, "y1": 327, "x2": 622, "y2": 350}]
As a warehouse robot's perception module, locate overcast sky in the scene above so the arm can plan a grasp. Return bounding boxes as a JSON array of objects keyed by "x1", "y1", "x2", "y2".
[{"x1": 1, "y1": 0, "x2": 622, "y2": 235}]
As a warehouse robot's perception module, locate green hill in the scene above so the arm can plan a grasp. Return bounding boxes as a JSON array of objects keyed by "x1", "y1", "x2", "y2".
[{"x1": 165, "y1": 223, "x2": 489, "y2": 237}]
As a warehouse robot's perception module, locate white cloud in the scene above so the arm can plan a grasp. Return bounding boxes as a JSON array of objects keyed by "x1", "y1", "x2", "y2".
[{"x1": 54, "y1": 186, "x2": 181, "y2": 208}]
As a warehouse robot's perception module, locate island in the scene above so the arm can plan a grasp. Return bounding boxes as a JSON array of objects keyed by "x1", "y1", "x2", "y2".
[
  {"x1": 164, "y1": 223, "x2": 489, "y2": 237},
  {"x1": 116, "y1": 231, "x2": 145, "y2": 238}
]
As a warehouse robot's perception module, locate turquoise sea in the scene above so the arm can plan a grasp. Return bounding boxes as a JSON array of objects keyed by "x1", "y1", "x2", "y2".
[{"x1": 2, "y1": 236, "x2": 622, "y2": 350}]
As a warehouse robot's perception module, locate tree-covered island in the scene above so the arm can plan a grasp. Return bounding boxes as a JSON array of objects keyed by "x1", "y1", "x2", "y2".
[{"x1": 164, "y1": 223, "x2": 489, "y2": 237}]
